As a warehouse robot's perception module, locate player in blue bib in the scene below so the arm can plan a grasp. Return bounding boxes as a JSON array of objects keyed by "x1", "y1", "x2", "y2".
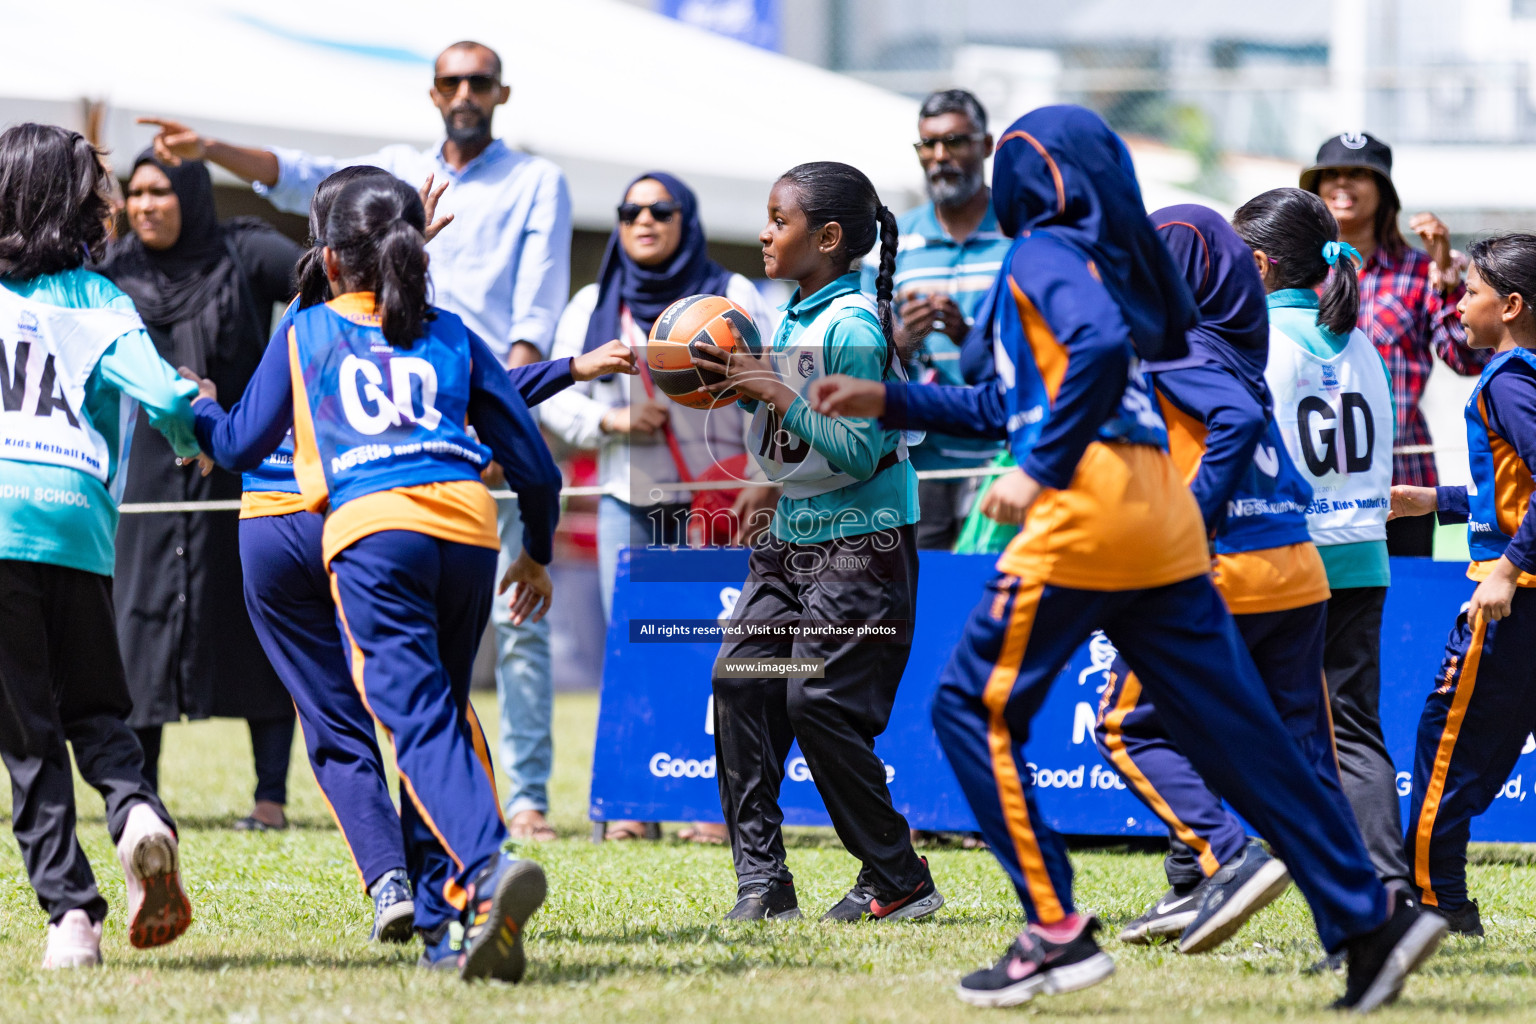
[
  {"x1": 1092, "y1": 206, "x2": 1338, "y2": 951},
  {"x1": 189, "y1": 176, "x2": 564, "y2": 983},
  {"x1": 197, "y1": 167, "x2": 631, "y2": 952},
  {"x1": 690, "y1": 161, "x2": 941, "y2": 925},
  {"x1": 811, "y1": 106, "x2": 1442, "y2": 1013},
  {"x1": 1390, "y1": 234, "x2": 1536, "y2": 938}
]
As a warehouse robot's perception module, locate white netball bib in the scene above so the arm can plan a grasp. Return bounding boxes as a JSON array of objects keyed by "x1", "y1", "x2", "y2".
[
  {"x1": 0, "y1": 287, "x2": 144, "y2": 486},
  {"x1": 747, "y1": 293, "x2": 909, "y2": 499},
  {"x1": 1265, "y1": 324, "x2": 1394, "y2": 546}
]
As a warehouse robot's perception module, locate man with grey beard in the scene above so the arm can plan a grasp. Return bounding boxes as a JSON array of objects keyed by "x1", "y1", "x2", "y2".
[{"x1": 864, "y1": 89, "x2": 1010, "y2": 550}]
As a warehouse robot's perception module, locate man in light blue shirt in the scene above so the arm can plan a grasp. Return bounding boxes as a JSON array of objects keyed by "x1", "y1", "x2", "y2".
[
  {"x1": 863, "y1": 89, "x2": 1010, "y2": 549},
  {"x1": 141, "y1": 40, "x2": 570, "y2": 843}
]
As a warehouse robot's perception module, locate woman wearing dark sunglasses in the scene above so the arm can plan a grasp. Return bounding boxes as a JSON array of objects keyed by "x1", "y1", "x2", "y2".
[{"x1": 541, "y1": 173, "x2": 779, "y2": 844}]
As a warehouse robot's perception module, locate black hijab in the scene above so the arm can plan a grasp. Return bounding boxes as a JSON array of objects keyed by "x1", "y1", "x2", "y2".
[{"x1": 98, "y1": 151, "x2": 260, "y2": 375}]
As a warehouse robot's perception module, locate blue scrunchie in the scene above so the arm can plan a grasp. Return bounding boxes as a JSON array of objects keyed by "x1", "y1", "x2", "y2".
[{"x1": 1322, "y1": 240, "x2": 1362, "y2": 267}]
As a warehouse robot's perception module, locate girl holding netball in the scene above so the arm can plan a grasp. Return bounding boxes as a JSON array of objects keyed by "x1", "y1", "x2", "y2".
[
  {"x1": 811, "y1": 106, "x2": 1441, "y2": 1012},
  {"x1": 187, "y1": 175, "x2": 562, "y2": 982},
  {"x1": 1390, "y1": 233, "x2": 1536, "y2": 936},
  {"x1": 692, "y1": 161, "x2": 942, "y2": 923}
]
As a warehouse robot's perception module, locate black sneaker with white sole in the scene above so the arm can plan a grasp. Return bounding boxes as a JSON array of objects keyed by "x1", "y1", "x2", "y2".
[
  {"x1": 956, "y1": 916, "x2": 1115, "y2": 1008},
  {"x1": 823, "y1": 858, "x2": 944, "y2": 922},
  {"x1": 1118, "y1": 885, "x2": 1203, "y2": 945},
  {"x1": 725, "y1": 879, "x2": 801, "y2": 921},
  {"x1": 1178, "y1": 840, "x2": 1291, "y2": 954},
  {"x1": 1333, "y1": 889, "x2": 1447, "y2": 1013},
  {"x1": 1427, "y1": 898, "x2": 1483, "y2": 937}
]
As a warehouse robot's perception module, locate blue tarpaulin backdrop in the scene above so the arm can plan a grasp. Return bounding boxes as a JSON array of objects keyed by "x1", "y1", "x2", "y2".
[{"x1": 590, "y1": 550, "x2": 1536, "y2": 841}]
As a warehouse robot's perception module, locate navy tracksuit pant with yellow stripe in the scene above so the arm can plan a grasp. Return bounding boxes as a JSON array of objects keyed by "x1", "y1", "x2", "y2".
[
  {"x1": 931, "y1": 572, "x2": 1385, "y2": 952},
  {"x1": 240, "y1": 511, "x2": 406, "y2": 891},
  {"x1": 1093, "y1": 601, "x2": 1350, "y2": 891},
  {"x1": 1407, "y1": 588, "x2": 1536, "y2": 912},
  {"x1": 329, "y1": 529, "x2": 504, "y2": 931}
]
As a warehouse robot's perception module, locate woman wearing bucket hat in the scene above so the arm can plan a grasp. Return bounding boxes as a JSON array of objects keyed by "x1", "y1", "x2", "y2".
[{"x1": 1301, "y1": 132, "x2": 1489, "y2": 557}]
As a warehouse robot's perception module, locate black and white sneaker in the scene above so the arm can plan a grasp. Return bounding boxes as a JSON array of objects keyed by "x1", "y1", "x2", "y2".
[
  {"x1": 725, "y1": 879, "x2": 801, "y2": 921},
  {"x1": 956, "y1": 917, "x2": 1115, "y2": 1008},
  {"x1": 1178, "y1": 840, "x2": 1291, "y2": 954},
  {"x1": 1334, "y1": 889, "x2": 1447, "y2": 1013},
  {"x1": 1427, "y1": 898, "x2": 1483, "y2": 937},
  {"x1": 1118, "y1": 885, "x2": 1203, "y2": 944},
  {"x1": 823, "y1": 859, "x2": 944, "y2": 922}
]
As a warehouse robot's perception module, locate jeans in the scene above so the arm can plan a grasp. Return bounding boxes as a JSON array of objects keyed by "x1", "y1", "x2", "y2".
[
  {"x1": 596, "y1": 496, "x2": 690, "y2": 623},
  {"x1": 492, "y1": 498, "x2": 553, "y2": 817}
]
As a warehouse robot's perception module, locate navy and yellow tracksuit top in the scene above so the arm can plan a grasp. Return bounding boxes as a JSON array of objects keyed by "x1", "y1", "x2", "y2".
[
  {"x1": 1153, "y1": 360, "x2": 1330, "y2": 614},
  {"x1": 1436, "y1": 345, "x2": 1536, "y2": 587},
  {"x1": 884, "y1": 239, "x2": 1210, "y2": 590},
  {"x1": 193, "y1": 293, "x2": 564, "y2": 565}
]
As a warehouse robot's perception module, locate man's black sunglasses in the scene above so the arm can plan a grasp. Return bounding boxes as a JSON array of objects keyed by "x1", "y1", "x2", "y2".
[
  {"x1": 434, "y1": 74, "x2": 500, "y2": 96},
  {"x1": 618, "y1": 201, "x2": 680, "y2": 224}
]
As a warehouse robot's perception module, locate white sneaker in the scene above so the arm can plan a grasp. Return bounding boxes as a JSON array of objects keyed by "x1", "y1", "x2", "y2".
[
  {"x1": 116, "y1": 803, "x2": 192, "y2": 948},
  {"x1": 42, "y1": 909, "x2": 102, "y2": 969}
]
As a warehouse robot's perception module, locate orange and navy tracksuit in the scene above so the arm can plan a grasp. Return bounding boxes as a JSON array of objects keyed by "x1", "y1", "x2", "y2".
[
  {"x1": 1093, "y1": 356, "x2": 1340, "y2": 892},
  {"x1": 1086, "y1": 204, "x2": 1344, "y2": 894},
  {"x1": 197, "y1": 300, "x2": 575, "y2": 896},
  {"x1": 1406, "y1": 346, "x2": 1536, "y2": 913},
  {"x1": 882, "y1": 107, "x2": 1386, "y2": 950},
  {"x1": 193, "y1": 293, "x2": 562, "y2": 931}
]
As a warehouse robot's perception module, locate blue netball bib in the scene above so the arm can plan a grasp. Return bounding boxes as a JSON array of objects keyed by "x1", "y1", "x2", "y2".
[
  {"x1": 290, "y1": 304, "x2": 489, "y2": 509},
  {"x1": 1466, "y1": 347, "x2": 1536, "y2": 562},
  {"x1": 1212, "y1": 418, "x2": 1316, "y2": 554}
]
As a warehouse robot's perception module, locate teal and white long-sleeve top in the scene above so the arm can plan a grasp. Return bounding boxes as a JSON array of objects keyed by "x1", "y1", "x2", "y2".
[
  {"x1": 744, "y1": 273, "x2": 918, "y2": 544},
  {"x1": 0, "y1": 268, "x2": 199, "y2": 575}
]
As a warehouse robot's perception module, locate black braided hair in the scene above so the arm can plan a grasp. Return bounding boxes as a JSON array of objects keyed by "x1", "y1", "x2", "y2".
[{"x1": 776, "y1": 161, "x2": 898, "y2": 353}]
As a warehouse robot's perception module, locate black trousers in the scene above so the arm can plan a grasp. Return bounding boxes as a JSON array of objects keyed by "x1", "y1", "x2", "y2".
[
  {"x1": 915, "y1": 477, "x2": 971, "y2": 551},
  {"x1": 136, "y1": 711, "x2": 294, "y2": 804},
  {"x1": 1324, "y1": 586, "x2": 1412, "y2": 888},
  {"x1": 0, "y1": 560, "x2": 173, "y2": 924},
  {"x1": 1386, "y1": 514, "x2": 1435, "y2": 557},
  {"x1": 713, "y1": 525, "x2": 926, "y2": 899}
]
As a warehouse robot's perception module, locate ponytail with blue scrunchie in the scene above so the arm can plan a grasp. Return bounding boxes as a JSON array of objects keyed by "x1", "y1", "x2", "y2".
[{"x1": 1322, "y1": 240, "x2": 1362, "y2": 268}]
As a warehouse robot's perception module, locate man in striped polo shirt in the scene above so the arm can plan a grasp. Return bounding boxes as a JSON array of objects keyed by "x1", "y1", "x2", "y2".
[{"x1": 865, "y1": 89, "x2": 1012, "y2": 548}]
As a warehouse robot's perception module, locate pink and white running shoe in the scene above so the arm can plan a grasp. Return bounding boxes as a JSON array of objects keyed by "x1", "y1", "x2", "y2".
[
  {"x1": 116, "y1": 803, "x2": 192, "y2": 949},
  {"x1": 42, "y1": 909, "x2": 102, "y2": 969}
]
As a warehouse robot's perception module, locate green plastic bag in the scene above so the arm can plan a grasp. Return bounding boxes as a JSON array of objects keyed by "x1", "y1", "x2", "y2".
[{"x1": 952, "y1": 453, "x2": 1022, "y2": 555}]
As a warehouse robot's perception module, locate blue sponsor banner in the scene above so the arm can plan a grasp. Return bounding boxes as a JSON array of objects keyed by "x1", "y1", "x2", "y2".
[
  {"x1": 590, "y1": 551, "x2": 1536, "y2": 841},
  {"x1": 660, "y1": 0, "x2": 779, "y2": 52}
]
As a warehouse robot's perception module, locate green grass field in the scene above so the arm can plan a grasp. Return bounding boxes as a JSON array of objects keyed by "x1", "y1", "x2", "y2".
[{"x1": 1, "y1": 691, "x2": 1532, "y2": 1023}]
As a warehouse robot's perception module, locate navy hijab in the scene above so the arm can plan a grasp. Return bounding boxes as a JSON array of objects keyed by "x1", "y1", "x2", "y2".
[
  {"x1": 582, "y1": 171, "x2": 733, "y2": 354},
  {"x1": 986, "y1": 106, "x2": 1197, "y2": 362},
  {"x1": 1149, "y1": 204, "x2": 1271, "y2": 405}
]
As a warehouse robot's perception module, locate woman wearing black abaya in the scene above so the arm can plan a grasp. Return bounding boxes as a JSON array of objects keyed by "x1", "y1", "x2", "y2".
[{"x1": 96, "y1": 152, "x2": 301, "y2": 830}]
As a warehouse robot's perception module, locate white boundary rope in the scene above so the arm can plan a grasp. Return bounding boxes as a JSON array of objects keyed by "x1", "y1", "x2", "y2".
[{"x1": 114, "y1": 445, "x2": 1467, "y2": 514}]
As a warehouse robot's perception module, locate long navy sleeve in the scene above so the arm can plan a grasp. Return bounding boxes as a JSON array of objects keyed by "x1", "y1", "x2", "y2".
[
  {"x1": 1013, "y1": 251, "x2": 1138, "y2": 490},
  {"x1": 466, "y1": 331, "x2": 563, "y2": 565},
  {"x1": 1482, "y1": 362, "x2": 1536, "y2": 573},
  {"x1": 194, "y1": 323, "x2": 294, "y2": 471},
  {"x1": 1152, "y1": 363, "x2": 1268, "y2": 533},
  {"x1": 881, "y1": 379, "x2": 1008, "y2": 439}
]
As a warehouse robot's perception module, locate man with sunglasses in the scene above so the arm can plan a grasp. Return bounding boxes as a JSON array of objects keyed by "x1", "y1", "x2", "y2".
[
  {"x1": 140, "y1": 39, "x2": 572, "y2": 848},
  {"x1": 863, "y1": 88, "x2": 1008, "y2": 552}
]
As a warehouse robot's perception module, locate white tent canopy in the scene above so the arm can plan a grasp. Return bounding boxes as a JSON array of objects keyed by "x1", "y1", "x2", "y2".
[
  {"x1": 0, "y1": 1, "x2": 1226, "y2": 242},
  {"x1": 0, "y1": 0, "x2": 928, "y2": 240}
]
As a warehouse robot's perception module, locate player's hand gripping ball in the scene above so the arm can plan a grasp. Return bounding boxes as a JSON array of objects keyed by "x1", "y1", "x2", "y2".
[{"x1": 646, "y1": 294, "x2": 761, "y2": 410}]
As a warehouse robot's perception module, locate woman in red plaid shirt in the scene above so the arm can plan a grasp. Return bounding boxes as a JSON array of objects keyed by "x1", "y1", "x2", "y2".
[{"x1": 1302, "y1": 132, "x2": 1489, "y2": 557}]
